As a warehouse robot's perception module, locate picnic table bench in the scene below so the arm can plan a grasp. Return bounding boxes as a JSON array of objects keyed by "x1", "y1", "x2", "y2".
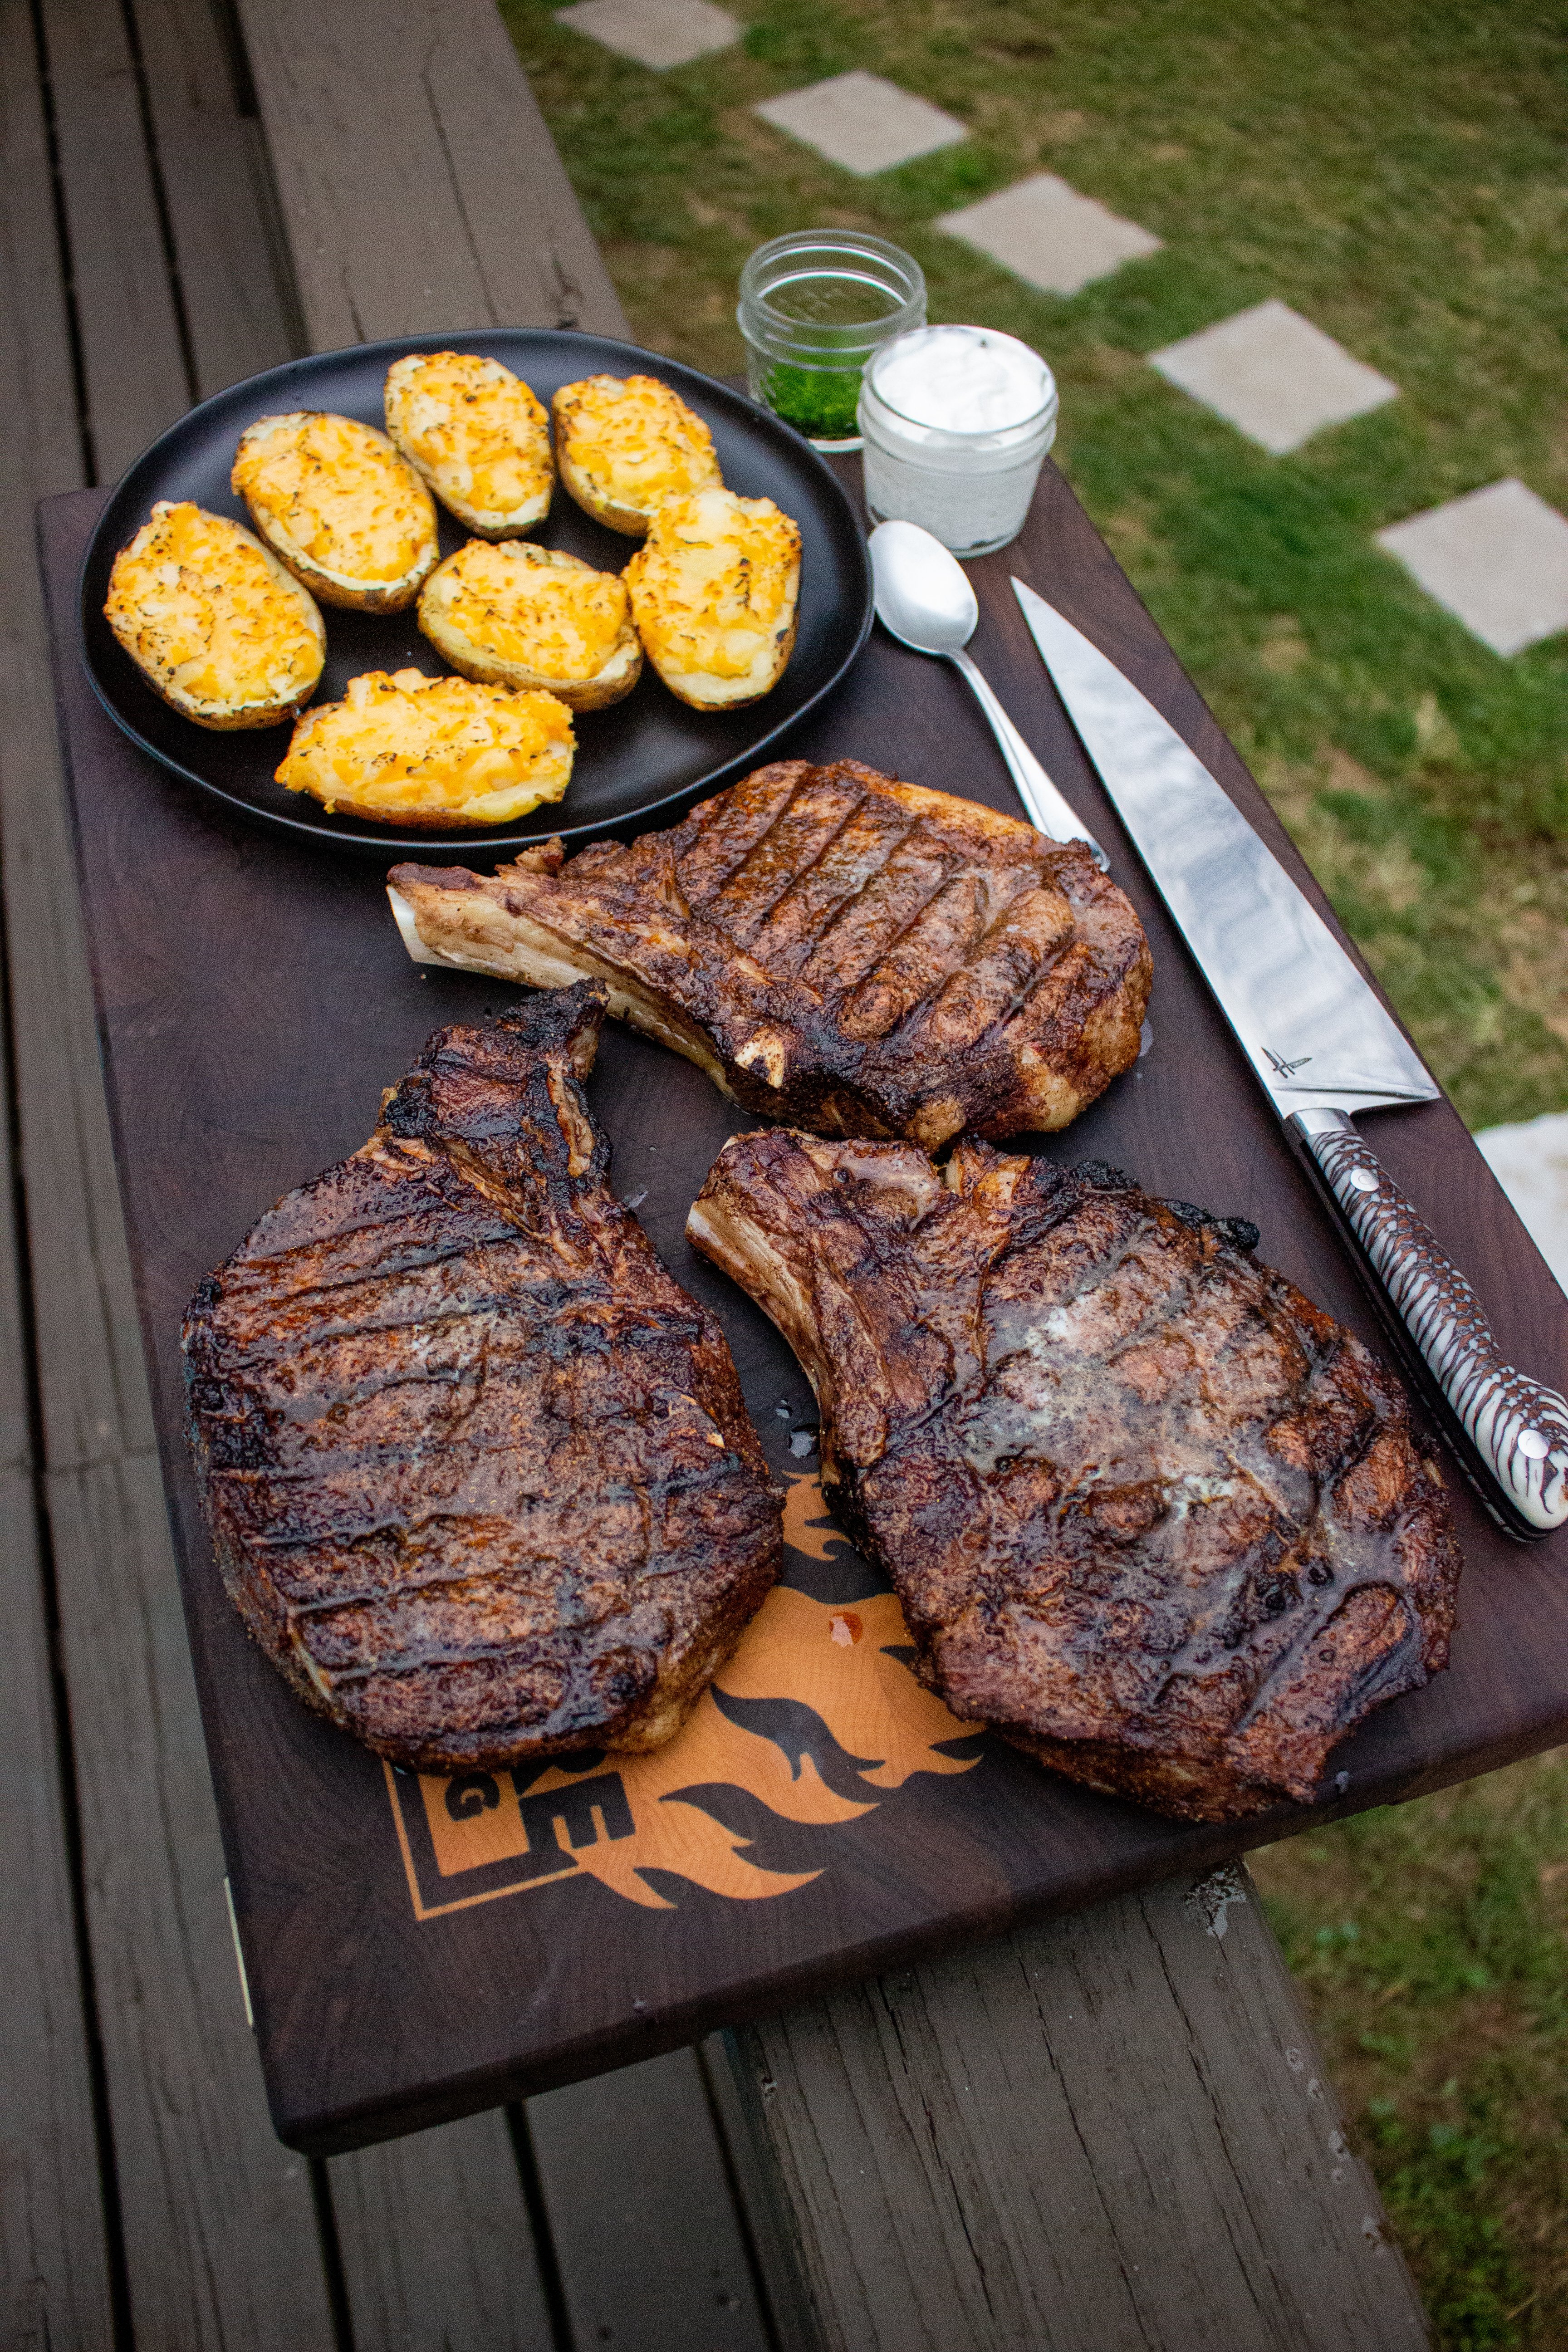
[{"x1": 3, "y1": 2, "x2": 1435, "y2": 2344}]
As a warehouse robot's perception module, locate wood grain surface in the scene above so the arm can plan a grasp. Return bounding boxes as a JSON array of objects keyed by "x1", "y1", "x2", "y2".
[
  {"x1": 234, "y1": 0, "x2": 629, "y2": 349},
  {"x1": 327, "y1": 2105, "x2": 555, "y2": 2350},
  {"x1": 0, "y1": 15, "x2": 118, "y2": 2345},
  {"x1": 126, "y1": 0, "x2": 305, "y2": 397},
  {"x1": 42, "y1": 449, "x2": 1568, "y2": 2154},
  {"x1": 35, "y1": 0, "x2": 194, "y2": 478},
  {"x1": 526, "y1": 2048, "x2": 773, "y2": 2351},
  {"x1": 7, "y1": 7, "x2": 338, "y2": 2336},
  {"x1": 727, "y1": 1864, "x2": 1429, "y2": 2351}
]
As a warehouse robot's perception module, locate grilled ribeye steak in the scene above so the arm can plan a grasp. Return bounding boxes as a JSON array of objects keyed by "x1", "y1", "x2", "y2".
[
  {"x1": 689, "y1": 1135, "x2": 1460, "y2": 1822},
  {"x1": 183, "y1": 984, "x2": 781, "y2": 1771},
  {"x1": 388, "y1": 757, "x2": 1151, "y2": 1150}
]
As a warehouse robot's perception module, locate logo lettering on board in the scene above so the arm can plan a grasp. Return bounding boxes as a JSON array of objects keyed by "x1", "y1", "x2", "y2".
[{"x1": 384, "y1": 1475, "x2": 985, "y2": 1920}]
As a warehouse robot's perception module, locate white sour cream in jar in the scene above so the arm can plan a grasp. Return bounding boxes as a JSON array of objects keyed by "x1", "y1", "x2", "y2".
[
  {"x1": 870, "y1": 325, "x2": 1052, "y2": 435},
  {"x1": 858, "y1": 325, "x2": 1058, "y2": 556}
]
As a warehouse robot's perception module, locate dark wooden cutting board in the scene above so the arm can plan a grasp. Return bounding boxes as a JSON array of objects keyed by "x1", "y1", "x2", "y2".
[{"x1": 40, "y1": 466, "x2": 1568, "y2": 2156}]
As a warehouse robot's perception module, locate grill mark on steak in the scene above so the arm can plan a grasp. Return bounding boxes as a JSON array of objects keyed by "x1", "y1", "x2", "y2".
[
  {"x1": 709, "y1": 769, "x2": 867, "y2": 941},
  {"x1": 183, "y1": 983, "x2": 782, "y2": 1770},
  {"x1": 687, "y1": 1131, "x2": 1461, "y2": 1823},
  {"x1": 749, "y1": 799, "x2": 922, "y2": 978},
  {"x1": 389, "y1": 759, "x2": 1152, "y2": 1149}
]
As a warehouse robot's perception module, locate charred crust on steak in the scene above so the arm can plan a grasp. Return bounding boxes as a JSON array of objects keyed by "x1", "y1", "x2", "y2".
[
  {"x1": 1156, "y1": 1197, "x2": 1261, "y2": 1254},
  {"x1": 182, "y1": 982, "x2": 783, "y2": 1771},
  {"x1": 388, "y1": 759, "x2": 1153, "y2": 1149},
  {"x1": 687, "y1": 1130, "x2": 1461, "y2": 1823}
]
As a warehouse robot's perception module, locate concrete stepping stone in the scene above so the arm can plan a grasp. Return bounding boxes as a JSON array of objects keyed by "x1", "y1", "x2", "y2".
[
  {"x1": 1149, "y1": 299, "x2": 1399, "y2": 454},
  {"x1": 754, "y1": 70, "x2": 967, "y2": 176},
  {"x1": 555, "y1": 0, "x2": 739, "y2": 70},
  {"x1": 938, "y1": 172, "x2": 1161, "y2": 297},
  {"x1": 1476, "y1": 1111, "x2": 1568, "y2": 1292},
  {"x1": 1376, "y1": 480, "x2": 1568, "y2": 657}
]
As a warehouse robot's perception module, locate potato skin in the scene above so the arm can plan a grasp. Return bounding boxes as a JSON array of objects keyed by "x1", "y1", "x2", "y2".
[
  {"x1": 430, "y1": 629, "x2": 642, "y2": 714},
  {"x1": 624, "y1": 487, "x2": 801, "y2": 712},
  {"x1": 277, "y1": 667, "x2": 575, "y2": 829},
  {"x1": 657, "y1": 613, "x2": 799, "y2": 712},
  {"x1": 384, "y1": 353, "x2": 554, "y2": 540},
  {"x1": 551, "y1": 375, "x2": 724, "y2": 537},
  {"x1": 144, "y1": 678, "x2": 318, "y2": 732},
  {"x1": 232, "y1": 412, "x2": 440, "y2": 612},
  {"x1": 554, "y1": 444, "x2": 651, "y2": 538},
  {"x1": 104, "y1": 500, "x2": 326, "y2": 730},
  {"x1": 418, "y1": 542, "x2": 642, "y2": 712}
]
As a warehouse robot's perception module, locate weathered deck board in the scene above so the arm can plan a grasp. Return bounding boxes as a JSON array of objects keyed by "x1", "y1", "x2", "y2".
[
  {"x1": 5, "y1": 2, "x2": 342, "y2": 2342},
  {"x1": 0, "y1": 1465, "x2": 116, "y2": 2352},
  {"x1": 525, "y1": 2048, "x2": 774, "y2": 2352},
  {"x1": 730, "y1": 1867, "x2": 1429, "y2": 2352},
  {"x1": 10, "y1": 24, "x2": 167, "y2": 1479},
  {"x1": 234, "y1": 0, "x2": 630, "y2": 348},
  {"x1": 35, "y1": 0, "x2": 193, "y2": 477},
  {"x1": 0, "y1": 15, "x2": 127, "y2": 2342},
  {"x1": 127, "y1": 0, "x2": 304, "y2": 394},
  {"x1": 328, "y1": 2108, "x2": 556, "y2": 2350},
  {"x1": 46, "y1": 1450, "x2": 342, "y2": 2348}
]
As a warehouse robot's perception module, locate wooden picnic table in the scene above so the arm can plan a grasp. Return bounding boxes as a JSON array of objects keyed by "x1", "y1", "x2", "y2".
[{"x1": 1, "y1": 2, "x2": 1450, "y2": 2345}]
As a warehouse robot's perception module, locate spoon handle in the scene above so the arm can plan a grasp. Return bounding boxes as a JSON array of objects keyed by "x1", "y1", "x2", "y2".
[{"x1": 949, "y1": 649, "x2": 1108, "y2": 867}]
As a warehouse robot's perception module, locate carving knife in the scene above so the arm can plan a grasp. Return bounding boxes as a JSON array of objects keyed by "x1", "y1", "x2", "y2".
[{"x1": 1011, "y1": 573, "x2": 1568, "y2": 1539}]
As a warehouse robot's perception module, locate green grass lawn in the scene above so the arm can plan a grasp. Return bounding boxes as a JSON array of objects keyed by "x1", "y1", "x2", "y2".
[
  {"x1": 505, "y1": 0, "x2": 1568, "y2": 1130},
  {"x1": 1252, "y1": 1757, "x2": 1568, "y2": 2349},
  {"x1": 504, "y1": 2, "x2": 1568, "y2": 2337}
]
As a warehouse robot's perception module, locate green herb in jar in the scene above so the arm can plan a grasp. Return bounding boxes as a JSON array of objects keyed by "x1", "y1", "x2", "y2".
[
  {"x1": 739, "y1": 231, "x2": 926, "y2": 451},
  {"x1": 761, "y1": 362, "x2": 866, "y2": 444}
]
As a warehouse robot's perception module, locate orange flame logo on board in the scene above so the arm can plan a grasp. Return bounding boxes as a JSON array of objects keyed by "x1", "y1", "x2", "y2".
[{"x1": 386, "y1": 1475, "x2": 984, "y2": 1920}]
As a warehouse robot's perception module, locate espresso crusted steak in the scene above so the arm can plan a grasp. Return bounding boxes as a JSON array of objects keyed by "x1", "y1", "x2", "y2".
[
  {"x1": 688, "y1": 1134, "x2": 1461, "y2": 1822},
  {"x1": 183, "y1": 984, "x2": 781, "y2": 1771},
  {"x1": 387, "y1": 757, "x2": 1151, "y2": 1149}
]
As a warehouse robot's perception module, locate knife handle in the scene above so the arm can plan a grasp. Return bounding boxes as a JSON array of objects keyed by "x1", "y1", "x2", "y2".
[
  {"x1": 1288, "y1": 1108, "x2": 1568, "y2": 1539},
  {"x1": 948, "y1": 650, "x2": 1109, "y2": 868}
]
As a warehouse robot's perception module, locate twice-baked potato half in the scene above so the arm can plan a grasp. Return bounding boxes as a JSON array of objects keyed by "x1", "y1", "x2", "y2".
[
  {"x1": 276, "y1": 669, "x2": 575, "y2": 829},
  {"x1": 232, "y1": 412, "x2": 439, "y2": 612},
  {"x1": 419, "y1": 541, "x2": 642, "y2": 711},
  {"x1": 104, "y1": 500, "x2": 326, "y2": 730},
  {"x1": 552, "y1": 374, "x2": 723, "y2": 536},
  {"x1": 384, "y1": 352, "x2": 554, "y2": 539},
  {"x1": 623, "y1": 487, "x2": 802, "y2": 711}
]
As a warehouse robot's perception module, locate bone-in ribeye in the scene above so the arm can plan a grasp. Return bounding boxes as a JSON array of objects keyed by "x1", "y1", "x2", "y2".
[
  {"x1": 388, "y1": 758, "x2": 1152, "y2": 1149},
  {"x1": 183, "y1": 984, "x2": 781, "y2": 1771},
  {"x1": 689, "y1": 1132, "x2": 1460, "y2": 1821}
]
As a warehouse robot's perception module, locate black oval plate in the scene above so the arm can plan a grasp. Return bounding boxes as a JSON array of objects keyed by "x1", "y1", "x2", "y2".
[{"x1": 79, "y1": 329, "x2": 872, "y2": 859}]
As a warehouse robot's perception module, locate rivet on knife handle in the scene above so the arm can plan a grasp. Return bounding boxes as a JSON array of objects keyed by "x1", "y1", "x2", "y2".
[{"x1": 1289, "y1": 1107, "x2": 1568, "y2": 1536}]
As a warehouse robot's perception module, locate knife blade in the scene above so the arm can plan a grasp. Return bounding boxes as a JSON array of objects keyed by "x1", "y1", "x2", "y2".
[{"x1": 1012, "y1": 574, "x2": 1568, "y2": 1540}]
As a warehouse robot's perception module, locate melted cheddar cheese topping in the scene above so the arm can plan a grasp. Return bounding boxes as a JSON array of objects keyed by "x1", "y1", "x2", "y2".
[
  {"x1": 425, "y1": 543, "x2": 631, "y2": 681},
  {"x1": 233, "y1": 413, "x2": 436, "y2": 587},
  {"x1": 624, "y1": 489, "x2": 801, "y2": 680},
  {"x1": 387, "y1": 353, "x2": 552, "y2": 521},
  {"x1": 555, "y1": 375, "x2": 722, "y2": 514},
  {"x1": 104, "y1": 501, "x2": 324, "y2": 715},
  {"x1": 277, "y1": 669, "x2": 574, "y2": 825}
]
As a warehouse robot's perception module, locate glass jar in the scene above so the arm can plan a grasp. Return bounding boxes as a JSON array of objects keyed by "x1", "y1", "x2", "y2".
[
  {"x1": 738, "y1": 230, "x2": 926, "y2": 452},
  {"x1": 858, "y1": 325, "x2": 1059, "y2": 558}
]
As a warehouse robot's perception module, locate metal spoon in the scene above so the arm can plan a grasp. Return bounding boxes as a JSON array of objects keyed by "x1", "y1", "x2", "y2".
[{"x1": 868, "y1": 519, "x2": 1107, "y2": 867}]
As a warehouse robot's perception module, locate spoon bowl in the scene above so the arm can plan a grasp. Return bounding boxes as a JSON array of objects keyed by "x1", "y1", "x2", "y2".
[
  {"x1": 866, "y1": 521, "x2": 1107, "y2": 866},
  {"x1": 868, "y1": 519, "x2": 978, "y2": 656}
]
